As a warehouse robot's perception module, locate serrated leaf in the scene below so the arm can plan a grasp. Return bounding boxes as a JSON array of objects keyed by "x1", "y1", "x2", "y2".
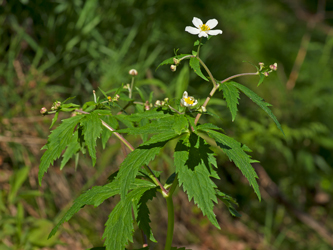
[
  {"x1": 172, "y1": 114, "x2": 189, "y2": 135},
  {"x1": 189, "y1": 57, "x2": 209, "y2": 81},
  {"x1": 219, "y1": 82, "x2": 240, "y2": 121},
  {"x1": 49, "y1": 111, "x2": 59, "y2": 129},
  {"x1": 136, "y1": 188, "x2": 157, "y2": 242},
  {"x1": 156, "y1": 54, "x2": 191, "y2": 70},
  {"x1": 81, "y1": 111, "x2": 103, "y2": 166},
  {"x1": 201, "y1": 129, "x2": 261, "y2": 200},
  {"x1": 121, "y1": 110, "x2": 168, "y2": 122},
  {"x1": 100, "y1": 115, "x2": 118, "y2": 149},
  {"x1": 39, "y1": 115, "x2": 84, "y2": 185},
  {"x1": 174, "y1": 133, "x2": 220, "y2": 229},
  {"x1": 197, "y1": 123, "x2": 223, "y2": 132},
  {"x1": 140, "y1": 131, "x2": 179, "y2": 146},
  {"x1": 258, "y1": 72, "x2": 265, "y2": 86},
  {"x1": 230, "y1": 81, "x2": 284, "y2": 135},
  {"x1": 216, "y1": 190, "x2": 241, "y2": 217},
  {"x1": 116, "y1": 135, "x2": 174, "y2": 199},
  {"x1": 60, "y1": 131, "x2": 80, "y2": 169},
  {"x1": 103, "y1": 183, "x2": 155, "y2": 250}
]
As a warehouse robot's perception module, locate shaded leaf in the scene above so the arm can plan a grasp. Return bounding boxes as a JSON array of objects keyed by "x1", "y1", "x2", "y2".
[
  {"x1": 219, "y1": 82, "x2": 240, "y2": 121},
  {"x1": 189, "y1": 57, "x2": 209, "y2": 81}
]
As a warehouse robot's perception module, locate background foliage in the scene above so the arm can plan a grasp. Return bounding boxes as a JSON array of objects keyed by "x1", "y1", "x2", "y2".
[{"x1": 1, "y1": 0, "x2": 333, "y2": 249}]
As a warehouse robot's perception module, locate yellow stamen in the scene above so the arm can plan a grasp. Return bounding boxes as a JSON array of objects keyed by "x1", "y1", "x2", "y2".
[
  {"x1": 200, "y1": 24, "x2": 210, "y2": 31},
  {"x1": 185, "y1": 97, "x2": 194, "y2": 105}
]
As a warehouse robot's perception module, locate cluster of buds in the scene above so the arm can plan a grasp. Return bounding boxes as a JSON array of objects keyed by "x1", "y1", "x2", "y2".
[
  {"x1": 154, "y1": 98, "x2": 169, "y2": 107},
  {"x1": 197, "y1": 106, "x2": 207, "y2": 113},
  {"x1": 107, "y1": 94, "x2": 120, "y2": 102},
  {"x1": 170, "y1": 58, "x2": 180, "y2": 72},
  {"x1": 51, "y1": 101, "x2": 61, "y2": 110},
  {"x1": 144, "y1": 101, "x2": 153, "y2": 111},
  {"x1": 258, "y1": 62, "x2": 278, "y2": 77}
]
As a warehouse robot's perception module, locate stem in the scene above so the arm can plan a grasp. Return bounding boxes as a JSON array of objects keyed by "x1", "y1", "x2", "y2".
[
  {"x1": 164, "y1": 195, "x2": 174, "y2": 250},
  {"x1": 197, "y1": 57, "x2": 218, "y2": 88},
  {"x1": 129, "y1": 76, "x2": 135, "y2": 98},
  {"x1": 196, "y1": 38, "x2": 202, "y2": 58},
  {"x1": 220, "y1": 72, "x2": 259, "y2": 84}
]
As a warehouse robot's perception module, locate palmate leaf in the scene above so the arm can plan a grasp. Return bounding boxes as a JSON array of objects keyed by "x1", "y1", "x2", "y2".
[
  {"x1": 39, "y1": 115, "x2": 84, "y2": 185},
  {"x1": 219, "y1": 82, "x2": 240, "y2": 121},
  {"x1": 120, "y1": 110, "x2": 168, "y2": 122},
  {"x1": 189, "y1": 57, "x2": 209, "y2": 81},
  {"x1": 229, "y1": 81, "x2": 284, "y2": 135},
  {"x1": 116, "y1": 131, "x2": 178, "y2": 199},
  {"x1": 49, "y1": 179, "x2": 154, "y2": 240},
  {"x1": 60, "y1": 130, "x2": 80, "y2": 170},
  {"x1": 174, "y1": 133, "x2": 220, "y2": 229},
  {"x1": 81, "y1": 110, "x2": 104, "y2": 166},
  {"x1": 103, "y1": 182, "x2": 156, "y2": 250},
  {"x1": 199, "y1": 128, "x2": 261, "y2": 200},
  {"x1": 100, "y1": 114, "x2": 118, "y2": 149},
  {"x1": 136, "y1": 188, "x2": 157, "y2": 242}
]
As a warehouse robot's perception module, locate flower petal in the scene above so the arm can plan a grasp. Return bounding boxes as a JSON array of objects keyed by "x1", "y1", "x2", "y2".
[
  {"x1": 185, "y1": 26, "x2": 200, "y2": 35},
  {"x1": 198, "y1": 31, "x2": 208, "y2": 38},
  {"x1": 192, "y1": 17, "x2": 203, "y2": 28},
  {"x1": 208, "y1": 29, "x2": 223, "y2": 36},
  {"x1": 206, "y1": 19, "x2": 218, "y2": 29}
]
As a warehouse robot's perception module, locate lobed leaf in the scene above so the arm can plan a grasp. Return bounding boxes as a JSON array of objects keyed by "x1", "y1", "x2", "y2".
[
  {"x1": 81, "y1": 111, "x2": 104, "y2": 166},
  {"x1": 229, "y1": 81, "x2": 284, "y2": 135},
  {"x1": 219, "y1": 82, "x2": 240, "y2": 121},
  {"x1": 103, "y1": 183, "x2": 155, "y2": 250},
  {"x1": 60, "y1": 131, "x2": 80, "y2": 170},
  {"x1": 189, "y1": 57, "x2": 209, "y2": 82},
  {"x1": 174, "y1": 133, "x2": 220, "y2": 229},
  {"x1": 39, "y1": 115, "x2": 84, "y2": 185},
  {"x1": 199, "y1": 128, "x2": 261, "y2": 200},
  {"x1": 100, "y1": 114, "x2": 118, "y2": 149}
]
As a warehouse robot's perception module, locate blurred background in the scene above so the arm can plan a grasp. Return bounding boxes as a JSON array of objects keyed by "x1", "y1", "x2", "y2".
[{"x1": 0, "y1": 0, "x2": 333, "y2": 249}]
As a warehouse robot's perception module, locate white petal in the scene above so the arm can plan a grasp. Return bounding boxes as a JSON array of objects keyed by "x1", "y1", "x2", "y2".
[
  {"x1": 192, "y1": 100, "x2": 198, "y2": 106},
  {"x1": 208, "y1": 29, "x2": 222, "y2": 36},
  {"x1": 192, "y1": 17, "x2": 203, "y2": 28},
  {"x1": 183, "y1": 91, "x2": 188, "y2": 98},
  {"x1": 185, "y1": 26, "x2": 200, "y2": 35},
  {"x1": 206, "y1": 19, "x2": 218, "y2": 29},
  {"x1": 198, "y1": 31, "x2": 208, "y2": 38}
]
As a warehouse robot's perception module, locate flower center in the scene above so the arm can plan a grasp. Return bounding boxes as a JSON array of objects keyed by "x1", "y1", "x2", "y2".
[
  {"x1": 200, "y1": 24, "x2": 210, "y2": 32},
  {"x1": 184, "y1": 97, "x2": 195, "y2": 105}
]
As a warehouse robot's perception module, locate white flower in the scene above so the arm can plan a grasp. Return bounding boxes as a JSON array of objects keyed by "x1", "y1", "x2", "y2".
[
  {"x1": 181, "y1": 91, "x2": 198, "y2": 107},
  {"x1": 185, "y1": 17, "x2": 222, "y2": 38}
]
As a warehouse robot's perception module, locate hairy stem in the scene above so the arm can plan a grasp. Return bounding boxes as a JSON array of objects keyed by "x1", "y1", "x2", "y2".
[{"x1": 164, "y1": 195, "x2": 175, "y2": 250}]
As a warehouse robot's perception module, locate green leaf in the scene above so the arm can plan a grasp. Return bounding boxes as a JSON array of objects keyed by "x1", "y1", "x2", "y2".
[
  {"x1": 136, "y1": 188, "x2": 157, "y2": 242},
  {"x1": 81, "y1": 111, "x2": 103, "y2": 166},
  {"x1": 197, "y1": 123, "x2": 223, "y2": 132},
  {"x1": 116, "y1": 134, "x2": 174, "y2": 199},
  {"x1": 230, "y1": 81, "x2": 284, "y2": 135},
  {"x1": 100, "y1": 115, "x2": 118, "y2": 149},
  {"x1": 189, "y1": 57, "x2": 209, "y2": 81},
  {"x1": 60, "y1": 131, "x2": 80, "y2": 170},
  {"x1": 49, "y1": 111, "x2": 59, "y2": 129},
  {"x1": 216, "y1": 190, "x2": 241, "y2": 217},
  {"x1": 39, "y1": 115, "x2": 84, "y2": 185},
  {"x1": 219, "y1": 82, "x2": 240, "y2": 121},
  {"x1": 200, "y1": 129, "x2": 261, "y2": 200},
  {"x1": 174, "y1": 133, "x2": 220, "y2": 229},
  {"x1": 120, "y1": 110, "x2": 167, "y2": 122},
  {"x1": 156, "y1": 54, "x2": 191, "y2": 70},
  {"x1": 258, "y1": 72, "x2": 265, "y2": 86},
  {"x1": 172, "y1": 114, "x2": 189, "y2": 135},
  {"x1": 103, "y1": 182, "x2": 156, "y2": 250},
  {"x1": 140, "y1": 131, "x2": 179, "y2": 146}
]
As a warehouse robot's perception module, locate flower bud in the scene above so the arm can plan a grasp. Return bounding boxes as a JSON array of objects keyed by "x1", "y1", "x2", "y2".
[
  {"x1": 201, "y1": 106, "x2": 207, "y2": 112},
  {"x1": 114, "y1": 94, "x2": 120, "y2": 101},
  {"x1": 259, "y1": 62, "x2": 264, "y2": 71},
  {"x1": 40, "y1": 107, "x2": 47, "y2": 114},
  {"x1": 145, "y1": 101, "x2": 150, "y2": 111},
  {"x1": 170, "y1": 65, "x2": 177, "y2": 72},
  {"x1": 107, "y1": 96, "x2": 112, "y2": 102},
  {"x1": 155, "y1": 100, "x2": 161, "y2": 106},
  {"x1": 161, "y1": 101, "x2": 165, "y2": 106},
  {"x1": 173, "y1": 58, "x2": 180, "y2": 65},
  {"x1": 129, "y1": 69, "x2": 138, "y2": 76},
  {"x1": 269, "y1": 63, "x2": 277, "y2": 71},
  {"x1": 164, "y1": 98, "x2": 169, "y2": 103},
  {"x1": 263, "y1": 72, "x2": 269, "y2": 77}
]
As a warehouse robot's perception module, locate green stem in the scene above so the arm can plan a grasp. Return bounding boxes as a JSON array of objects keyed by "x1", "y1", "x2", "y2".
[
  {"x1": 197, "y1": 57, "x2": 217, "y2": 88},
  {"x1": 196, "y1": 38, "x2": 202, "y2": 58},
  {"x1": 164, "y1": 195, "x2": 174, "y2": 250}
]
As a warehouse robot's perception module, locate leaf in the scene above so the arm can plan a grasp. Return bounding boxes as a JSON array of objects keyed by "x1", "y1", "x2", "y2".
[
  {"x1": 174, "y1": 133, "x2": 220, "y2": 229},
  {"x1": 216, "y1": 190, "x2": 241, "y2": 217},
  {"x1": 81, "y1": 111, "x2": 103, "y2": 166},
  {"x1": 116, "y1": 134, "x2": 175, "y2": 199},
  {"x1": 60, "y1": 131, "x2": 80, "y2": 170},
  {"x1": 156, "y1": 54, "x2": 191, "y2": 70},
  {"x1": 189, "y1": 57, "x2": 209, "y2": 82},
  {"x1": 49, "y1": 179, "x2": 154, "y2": 239},
  {"x1": 197, "y1": 123, "x2": 223, "y2": 132},
  {"x1": 172, "y1": 114, "x2": 189, "y2": 135},
  {"x1": 136, "y1": 188, "x2": 157, "y2": 242},
  {"x1": 103, "y1": 183, "x2": 156, "y2": 250},
  {"x1": 100, "y1": 115, "x2": 118, "y2": 149},
  {"x1": 230, "y1": 81, "x2": 284, "y2": 135},
  {"x1": 39, "y1": 115, "x2": 84, "y2": 185},
  {"x1": 140, "y1": 131, "x2": 179, "y2": 146},
  {"x1": 200, "y1": 129, "x2": 261, "y2": 200},
  {"x1": 219, "y1": 82, "x2": 240, "y2": 121},
  {"x1": 49, "y1": 111, "x2": 59, "y2": 129},
  {"x1": 120, "y1": 110, "x2": 167, "y2": 122},
  {"x1": 257, "y1": 72, "x2": 265, "y2": 86}
]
